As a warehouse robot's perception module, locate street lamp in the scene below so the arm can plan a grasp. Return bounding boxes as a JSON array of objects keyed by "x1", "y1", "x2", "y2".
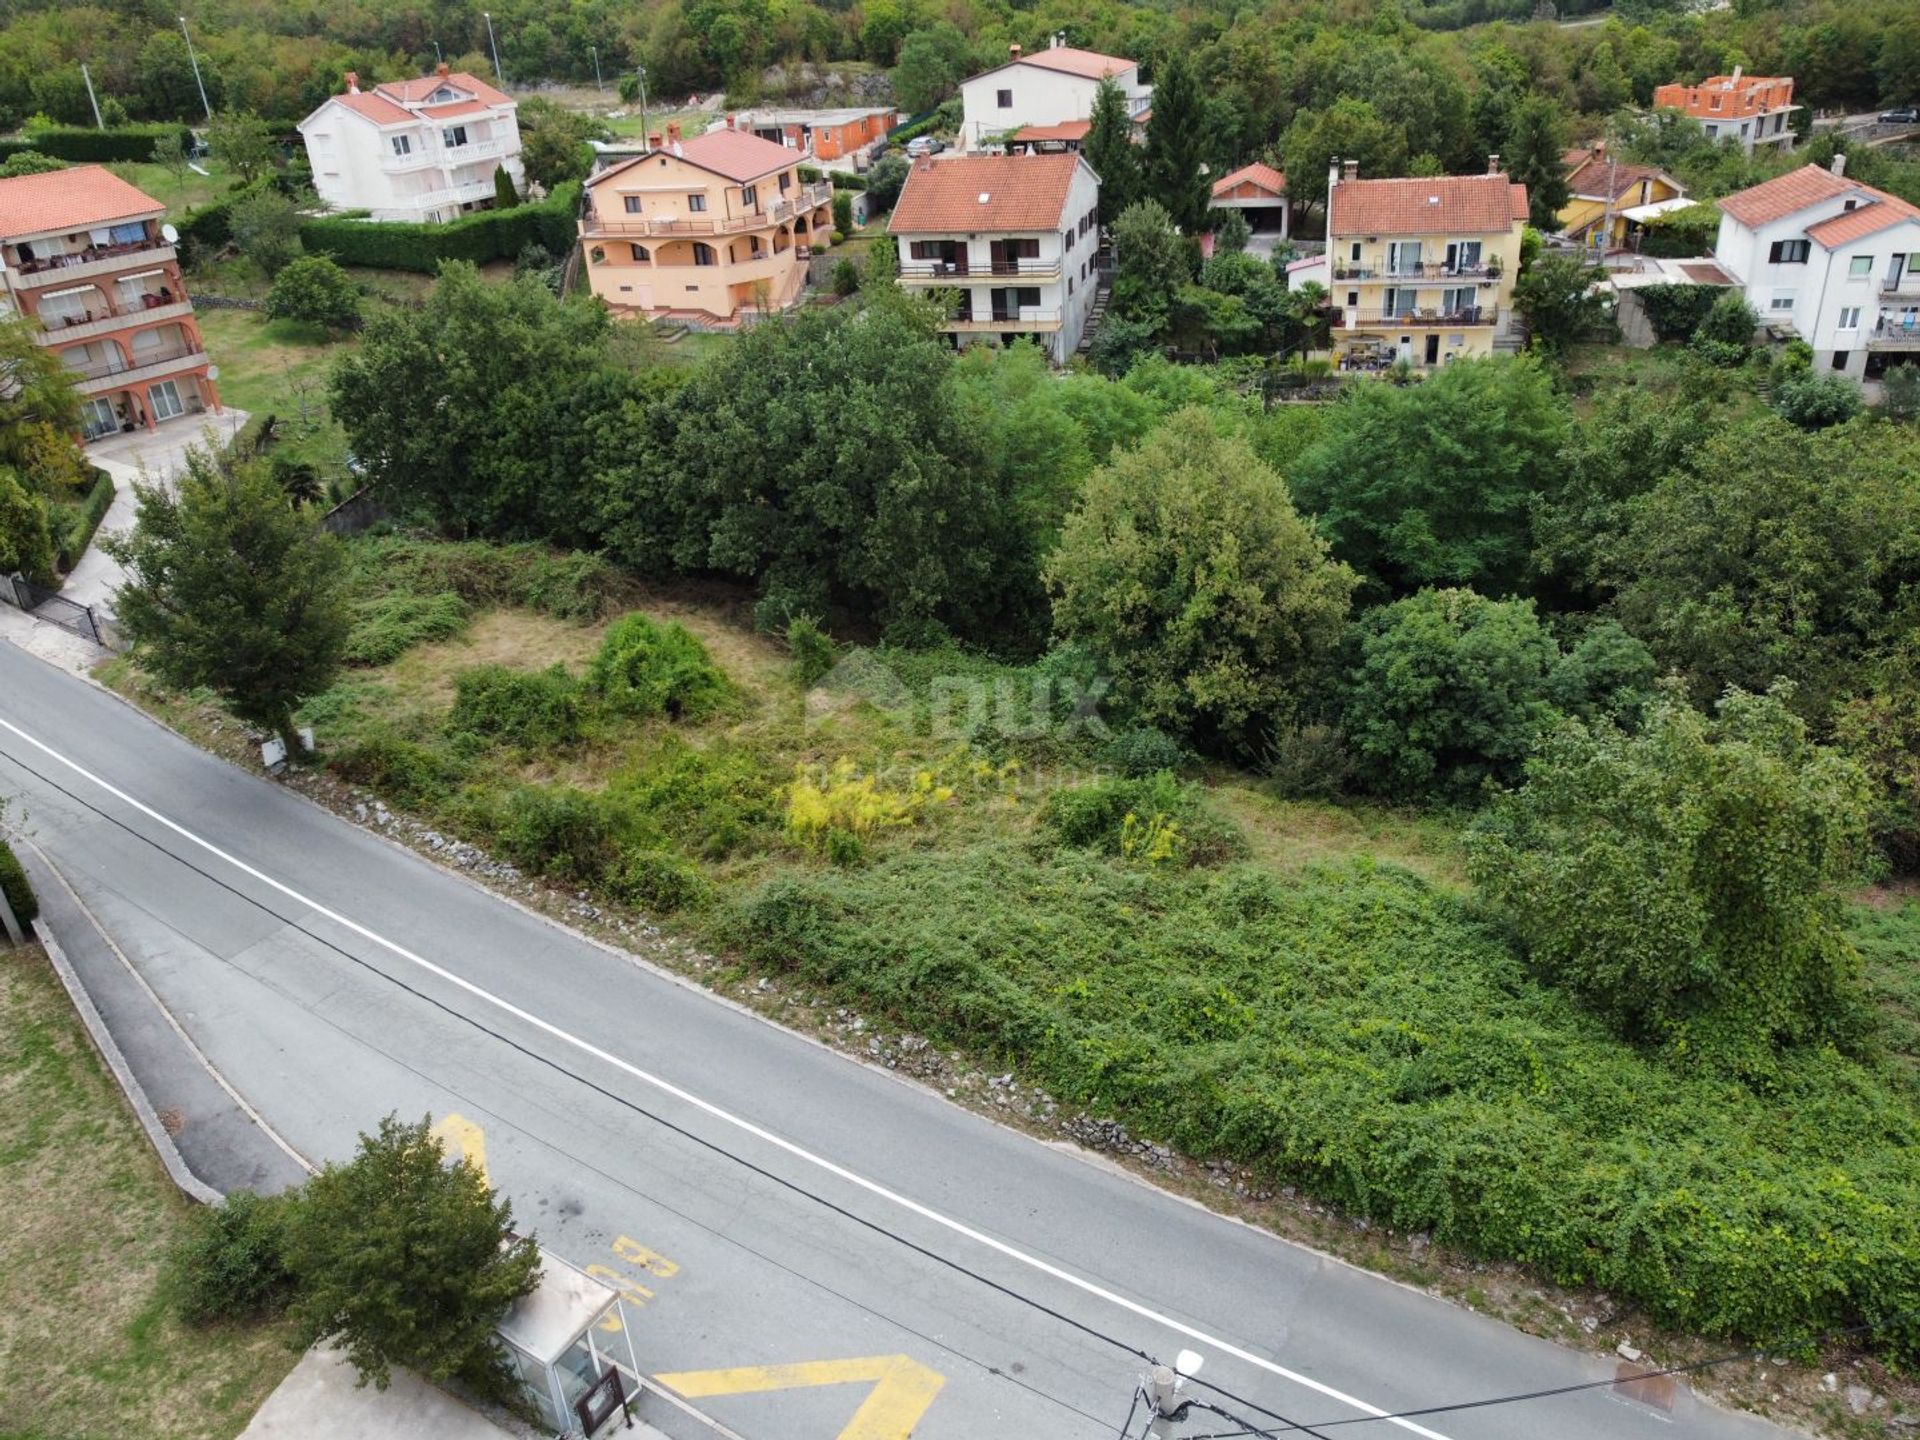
[
  {"x1": 483, "y1": 11, "x2": 504, "y2": 84},
  {"x1": 179, "y1": 14, "x2": 212, "y2": 122},
  {"x1": 591, "y1": 44, "x2": 603, "y2": 92}
]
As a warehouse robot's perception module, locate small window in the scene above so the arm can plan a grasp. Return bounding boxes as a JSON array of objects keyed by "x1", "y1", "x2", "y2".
[
  {"x1": 779, "y1": 171, "x2": 791, "y2": 191},
  {"x1": 1849, "y1": 256, "x2": 1874, "y2": 277},
  {"x1": 692, "y1": 242, "x2": 716, "y2": 266},
  {"x1": 442, "y1": 125, "x2": 468, "y2": 147},
  {"x1": 623, "y1": 195, "x2": 642, "y2": 214},
  {"x1": 1768, "y1": 239, "x2": 1810, "y2": 264},
  {"x1": 688, "y1": 194, "x2": 708, "y2": 213},
  {"x1": 1068, "y1": 277, "x2": 1074, "y2": 295},
  {"x1": 1831, "y1": 350, "x2": 1850, "y2": 370},
  {"x1": 997, "y1": 88, "x2": 1013, "y2": 108},
  {"x1": 742, "y1": 184, "x2": 758, "y2": 208},
  {"x1": 1346, "y1": 291, "x2": 1359, "y2": 308},
  {"x1": 1350, "y1": 242, "x2": 1361, "y2": 262},
  {"x1": 391, "y1": 135, "x2": 412, "y2": 157},
  {"x1": 631, "y1": 243, "x2": 650, "y2": 262},
  {"x1": 1769, "y1": 290, "x2": 1796, "y2": 311},
  {"x1": 1838, "y1": 306, "x2": 1861, "y2": 329}
]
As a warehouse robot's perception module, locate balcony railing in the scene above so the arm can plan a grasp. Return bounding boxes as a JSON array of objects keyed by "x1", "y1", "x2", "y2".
[
  {"x1": 1881, "y1": 271, "x2": 1920, "y2": 295},
  {"x1": 583, "y1": 182, "x2": 833, "y2": 238},
  {"x1": 1332, "y1": 262, "x2": 1499, "y2": 282},
  {"x1": 899, "y1": 258, "x2": 1063, "y2": 281},
  {"x1": 1869, "y1": 317, "x2": 1920, "y2": 349},
  {"x1": 35, "y1": 299, "x2": 192, "y2": 345},
  {"x1": 945, "y1": 308, "x2": 1063, "y2": 330},
  {"x1": 69, "y1": 342, "x2": 207, "y2": 388},
  {"x1": 1344, "y1": 306, "x2": 1498, "y2": 328},
  {"x1": 404, "y1": 178, "x2": 501, "y2": 211},
  {"x1": 8, "y1": 240, "x2": 175, "y2": 288},
  {"x1": 382, "y1": 135, "x2": 516, "y2": 172}
]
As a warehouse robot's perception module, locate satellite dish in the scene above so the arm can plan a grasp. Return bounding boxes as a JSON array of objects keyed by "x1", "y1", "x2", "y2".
[
  {"x1": 206, "y1": 364, "x2": 220, "y2": 381},
  {"x1": 161, "y1": 222, "x2": 179, "y2": 243}
]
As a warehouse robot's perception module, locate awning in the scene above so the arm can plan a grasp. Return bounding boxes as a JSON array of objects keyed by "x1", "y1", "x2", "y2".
[
  {"x1": 40, "y1": 285, "x2": 98, "y2": 299},
  {"x1": 1619, "y1": 197, "x2": 1697, "y2": 223},
  {"x1": 117, "y1": 268, "x2": 168, "y2": 282}
]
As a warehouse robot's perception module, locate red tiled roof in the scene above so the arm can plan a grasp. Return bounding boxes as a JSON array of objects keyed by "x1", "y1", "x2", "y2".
[
  {"x1": 1678, "y1": 261, "x2": 1734, "y2": 285},
  {"x1": 889, "y1": 152, "x2": 1082, "y2": 234},
  {"x1": 1328, "y1": 173, "x2": 1528, "y2": 237},
  {"x1": 588, "y1": 128, "x2": 797, "y2": 189},
  {"x1": 1012, "y1": 120, "x2": 1090, "y2": 143},
  {"x1": 0, "y1": 164, "x2": 160, "y2": 240},
  {"x1": 1805, "y1": 193, "x2": 1920, "y2": 247},
  {"x1": 1012, "y1": 46, "x2": 1136, "y2": 80},
  {"x1": 1212, "y1": 161, "x2": 1285, "y2": 198},
  {"x1": 374, "y1": 70, "x2": 511, "y2": 107},
  {"x1": 1564, "y1": 153, "x2": 1675, "y2": 202},
  {"x1": 1717, "y1": 164, "x2": 1854, "y2": 227},
  {"x1": 419, "y1": 100, "x2": 492, "y2": 120},
  {"x1": 334, "y1": 92, "x2": 416, "y2": 126}
]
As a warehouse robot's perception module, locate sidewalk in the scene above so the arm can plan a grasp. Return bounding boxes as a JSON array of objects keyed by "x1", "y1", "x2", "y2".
[{"x1": 239, "y1": 1347, "x2": 529, "y2": 1440}]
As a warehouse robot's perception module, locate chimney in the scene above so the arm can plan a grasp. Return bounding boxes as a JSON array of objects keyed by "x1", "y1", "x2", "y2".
[
  {"x1": 1830, "y1": 152, "x2": 1847, "y2": 177},
  {"x1": 1730, "y1": 64, "x2": 1742, "y2": 85},
  {"x1": 1009, "y1": 43, "x2": 1021, "y2": 60},
  {"x1": 345, "y1": 70, "x2": 360, "y2": 94},
  {"x1": 667, "y1": 121, "x2": 682, "y2": 142},
  {"x1": 1487, "y1": 153, "x2": 1502, "y2": 174},
  {"x1": 647, "y1": 132, "x2": 664, "y2": 152},
  {"x1": 1052, "y1": 32, "x2": 1064, "y2": 48},
  {"x1": 725, "y1": 113, "x2": 735, "y2": 129},
  {"x1": 1342, "y1": 158, "x2": 1359, "y2": 182},
  {"x1": 435, "y1": 62, "x2": 449, "y2": 78}
]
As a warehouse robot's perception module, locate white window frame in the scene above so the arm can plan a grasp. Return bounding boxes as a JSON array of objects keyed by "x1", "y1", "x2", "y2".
[
  {"x1": 1838, "y1": 306, "x2": 1861, "y2": 330},
  {"x1": 1849, "y1": 255, "x2": 1874, "y2": 277},
  {"x1": 391, "y1": 135, "x2": 412, "y2": 157},
  {"x1": 442, "y1": 125, "x2": 469, "y2": 148},
  {"x1": 1769, "y1": 290, "x2": 1796, "y2": 312},
  {"x1": 149, "y1": 378, "x2": 185, "y2": 420}
]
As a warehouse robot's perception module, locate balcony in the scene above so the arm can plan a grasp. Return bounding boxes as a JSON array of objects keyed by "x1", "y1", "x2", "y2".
[
  {"x1": 943, "y1": 309, "x2": 1063, "y2": 332},
  {"x1": 1342, "y1": 306, "x2": 1498, "y2": 329},
  {"x1": 71, "y1": 344, "x2": 208, "y2": 392},
  {"x1": 382, "y1": 135, "x2": 517, "y2": 173},
  {"x1": 9, "y1": 240, "x2": 175, "y2": 289},
  {"x1": 1868, "y1": 317, "x2": 1920, "y2": 350},
  {"x1": 35, "y1": 300, "x2": 193, "y2": 346},
  {"x1": 899, "y1": 258, "x2": 1063, "y2": 283},
  {"x1": 1333, "y1": 263, "x2": 1499, "y2": 282},
  {"x1": 583, "y1": 182, "x2": 834, "y2": 238},
  {"x1": 1881, "y1": 271, "x2": 1920, "y2": 295},
  {"x1": 404, "y1": 178, "x2": 502, "y2": 211}
]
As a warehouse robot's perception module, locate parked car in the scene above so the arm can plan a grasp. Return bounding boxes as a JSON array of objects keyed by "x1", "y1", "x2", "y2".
[
  {"x1": 905, "y1": 135, "x2": 945, "y2": 157},
  {"x1": 1881, "y1": 107, "x2": 1919, "y2": 124}
]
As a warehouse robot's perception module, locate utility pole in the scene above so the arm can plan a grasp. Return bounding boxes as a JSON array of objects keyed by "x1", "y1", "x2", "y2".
[
  {"x1": 483, "y1": 11, "x2": 504, "y2": 85},
  {"x1": 432, "y1": 38, "x2": 443, "y2": 64},
  {"x1": 591, "y1": 45, "x2": 603, "y2": 92},
  {"x1": 179, "y1": 15, "x2": 212, "y2": 123},
  {"x1": 637, "y1": 65, "x2": 649, "y2": 140},
  {"x1": 1139, "y1": 1351, "x2": 1205, "y2": 1438},
  {"x1": 80, "y1": 63, "x2": 103, "y2": 129}
]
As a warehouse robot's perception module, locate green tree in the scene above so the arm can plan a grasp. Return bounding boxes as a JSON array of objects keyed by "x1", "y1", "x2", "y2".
[
  {"x1": 831, "y1": 190, "x2": 853, "y2": 236},
  {"x1": 1280, "y1": 98, "x2": 1405, "y2": 230},
  {"x1": 208, "y1": 111, "x2": 278, "y2": 184},
  {"x1": 890, "y1": 24, "x2": 973, "y2": 113},
  {"x1": 1292, "y1": 356, "x2": 1569, "y2": 598},
  {"x1": 1512, "y1": 251, "x2": 1608, "y2": 356},
  {"x1": 265, "y1": 255, "x2": 360, "y2": 330},
  {"x1": 151, "y1": 129, "x2": 190, "y2": 184},
  {"x1": 230, "y1": 188, "x2": 303, "y2": 277},
  {"x1": 1697, "y1": 289, "x2": 1758, "y2": 345},
  {"x1": 284, "y1": 1114, "x2": 541, "y2": 1392},
  {"x1": 1210, "y1": 208, "x2": 1251, "y2": 253},
  {"x1": 332, "y1": 264, "x2": 626, "y2": 543},
  {"x1": 1504, "y1": 93, "x2": 1571, "y2": 231},
  {"x1": 1603, "y1": 416, "x2": 1920, "y2": 717},
  {"x1": 0, "y1": 149, "x2": 63, "y2": 177},
  {"x1": 1084, "y1": 77, "x2": 1142, "y2": 227},
  {"x1": 1046, "y1": 407, "x2": 1357, "y2": 756},
  {"x1": 136, "y1": 31, "x2": 220, "y2": 120},
  {"x1": 516, "y1": 97, "x2": 597, "y2": 191},
  {"x1": 1111, "y1": 198, "x2": 1191, "y2": 327},
  {"x1": 1142, "y1": 52, "x2": 1210, "y2": 234},
  {"x1": 107, "y1": 451, "x2": 349, "y2": 754},
  {"x1": 0, "y1": 468, "x2": 55, "y2": 583},
  {"x1": 865, "y1": 152, "x2": 910, "y2": 211},
  {"x1": 1468, "y1": 688, "x2": 1872, "y2": 1051},
  {"x1": 618, "y1": 74, "x2": 641, "y2": 105},
  {"x1": 0, "y1": 315, "x2": 82, "y2": 458},
  {"x1": 492, "y1": 163, "x2": 521, "y2": 209},
  {"x1": 1772, "y1": 371, "x2": 1863, "y2": 431}
]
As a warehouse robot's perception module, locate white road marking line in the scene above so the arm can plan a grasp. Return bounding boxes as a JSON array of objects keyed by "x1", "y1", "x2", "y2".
[{"x1": 0, "y1": 714, "x2": 1452, "y2": 1440}]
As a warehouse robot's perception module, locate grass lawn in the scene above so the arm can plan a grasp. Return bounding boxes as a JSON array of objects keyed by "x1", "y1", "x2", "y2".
[
  {"x1": 0, "y1": 944, "x2": 297, "y2": 1438},
  {"x1": 598, "y1": 107, "x2": 713, "y2": 140},
  {"x1": 193, "y1": 307, "x2": 355, "y2": 476},
  {"x1": 107, "y1": 158, "x2": 235, "y2": 216}
]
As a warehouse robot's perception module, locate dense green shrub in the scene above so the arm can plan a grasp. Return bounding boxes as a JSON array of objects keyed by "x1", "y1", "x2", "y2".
[
  {"x1": 1261, "y1": 723, "x2": 1354, "y2": 799},
  {"x1": 606, "y1": 737, "x2": 776, "y2": 859},
  {"x1": 328, "y1": 731, "x2": 463, "y2": 808},
  {"x1": 177, "y1": 177, "x2": 275, "y2": 252},
  {"x1": 447, "y1": 665, "x2": 582, "y2": 747},
  {"x1": 723, "y1": 843, "x2": 1920, "y2": 1357},
  {"x1": 1100, "y1": 726, "x2": 1187, "y2": 778},
  {"x1": 297, "y1": 182, "x2": 580, "y2": 273},
  {"x1": 0, "y1": 837, "x2": 37, "y2": 928},
  {"x1": 343, "y1": 592, "x2": 471, "y2": 666},
  {"x1": 613, "y1": 848, "x2": 709, "y2": 913},
  {"x1": 52, "y1": 468, "x2": 114, "y2": 570},
  {"x1": 1773, "y1": 371, "x2": 1863, "y2": 430},
  {"x1": 266, "y1": 255, "x2": 360, "y2": 329},
  {"x1": 167, "y1": 1190, "x2": 296, "y2": 1323},
  {"x1": 345, "y1": 538, "x2": 618, "y2": 621},
  {"x1": 0, "y1": 468, "x2": 55, "y2": 583},
  {"x1": 485, "y1": 785, "x2": 614, "y2": 880},
  {"x1": 20, "y1": 124, "x2": 192, "y2": 163},
  {"x1": 1697, "y1": 290, "x2": 1758, "y2": 346},
  {"x1": 585, "y1": 613, "x2": 730, "y2": 719},
  {"x1": 1041, "y1": 772, "x2": 1246, "y2": 866},
  {"x1": 1633, "y1": 284, "x2": 1718, "y2": 342},
  {"x1": 785, "y1": 614, "x2": 836, "y2": 687}
]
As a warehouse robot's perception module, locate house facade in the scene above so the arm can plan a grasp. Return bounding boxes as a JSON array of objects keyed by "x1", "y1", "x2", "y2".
[
  {"x1": 1713, "y1": 158, "x2": 1920, "y2": 381},
  {"x1": 1211, "y1": 161, "x2": 1288, "y2": 236},
  {"x1": 1651, "y1": 70, "x2": 1797, "y2": 155},
  {"x1": 1557, "y1": 143, "x2": 1687, "y2": 250},
  {"x1": 890, "y1": 152, "x2": 1102, "y2": 363},
  {"x1": 0, "y1": 165, "x2": 218, "y2": 440},
  {"x1": 579, "y1": 124, "x2": 834, "y2": 323},
  {"x1": 298, "y1": 65, "x2": 525, "y2": 223},
  {"x1": 1325, "y1": 159, "x2": 1528, "y2": 368},
  {"x1": 958, "y1": 40, "x2": 1150, "y2": 152},
  {"x1": 726, "y1": 107, "x2": 896, "y2": 163}
]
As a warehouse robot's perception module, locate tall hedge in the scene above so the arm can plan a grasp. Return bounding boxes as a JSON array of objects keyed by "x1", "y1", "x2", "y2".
[
  {"x1": 297, "y1": 182, "x2": 580, "y2": 273},
  {"x1": 177, "y1": 177, "x2": 275, "y2": 252},
  {"x1": 24, "y1": 125, "x2": 195, "y2": 164},
  {"x1": 0, "y1": 838, "x2": 36, "y2": 929},
  {"x1": 1636, "y1": 283, "x2": 1720, "y2": 342}
]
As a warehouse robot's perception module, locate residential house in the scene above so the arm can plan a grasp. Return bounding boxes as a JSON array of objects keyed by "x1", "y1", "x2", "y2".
[
  {"x1": 725, "y1": 107, "x2": 897, "y2": 165},
  {"x1": 1211, "y1": 161, "x2": 1288, "y2": 236},
  {"x1": 1325, "y1": 158, "x2": 1528, "y2": 368},
  {"x1": 1712, "y1": 156, "x2": 1920, "y2": 381},
  {"x1": 889, "y1": 152, "x2": 1102, "y2": 363},
  {"x1": 0, "y1": 165, "x2": 218, "y2": 440},
  {"x1": 579, "y1": 123, "x2": 835, "y2": 323},
  {"x1": 958, "y1": 38, "x2": 1150, "y2": 152},
  {"x1": 298, "y1": 65, "x2": 525, "y2": 223},
  {"x1": 1010, "y1": 120, "x2": 1089, "y2": 154},
  {"x1": 1651, "y1": 69, "x2": 1797, "y2": 155},
  {"x1": 1557, "y1": 143, "x2": 1688, "y2": 250}
]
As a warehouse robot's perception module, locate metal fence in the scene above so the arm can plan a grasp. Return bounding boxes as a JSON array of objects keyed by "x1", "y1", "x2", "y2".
[{"x1": 1, "y1": 571, "x2": 111, "y2": 647}]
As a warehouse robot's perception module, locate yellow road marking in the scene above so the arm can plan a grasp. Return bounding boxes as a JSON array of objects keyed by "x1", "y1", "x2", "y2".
[
  {"x1": 657, "y1": 1355, "x2": 945, "y2": 1440},
  {"x1": 585, "y1": 1263, "x2": 656, "y2": 1331},
  {"x1": 614, "y1": 1234, "x2": 681, "y2": 1278},
  {"x1": 430, "y1": 1113, "x2": 489, "y2": 1187}
]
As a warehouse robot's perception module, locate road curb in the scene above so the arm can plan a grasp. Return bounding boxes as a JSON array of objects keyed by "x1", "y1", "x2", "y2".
[{"x1": 30, "y1": 910, "x2": 223, "y2": 1208}]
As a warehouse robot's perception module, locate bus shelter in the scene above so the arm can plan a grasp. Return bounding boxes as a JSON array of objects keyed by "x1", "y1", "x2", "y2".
[{"x1": 497, "y1": 1251, "x2": 643, "y2": 1436}]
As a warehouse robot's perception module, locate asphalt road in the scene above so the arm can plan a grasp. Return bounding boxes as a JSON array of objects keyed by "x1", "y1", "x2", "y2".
[{"x1": 0, "y1": 643, "x2": 1799, "y2": 1440}]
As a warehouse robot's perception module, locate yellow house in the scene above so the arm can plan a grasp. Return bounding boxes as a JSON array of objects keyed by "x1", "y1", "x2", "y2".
[
  {"x1": 1556, "y1": 144, "x2": 1688, "y2": 251},
  {"x1": 1325, "y1": 159, "x2": 1529, "y2": 369},
  {"x1": 580, "y1": 121, "x2": 835, "y2": 323}
]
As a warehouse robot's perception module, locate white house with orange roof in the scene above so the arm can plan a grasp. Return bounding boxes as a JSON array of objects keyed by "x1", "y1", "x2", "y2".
[
  {"x1": 1713, "y1": 156, "x2": 1920, "y2": 382},
  {"x1": 959, "y1": 37, "x2": 1150, "y2": 152},
  {"x1": 1211, "y1": 161, "x2": 1288, "y2": 236},
  {"x1": 297, "y1": 65, "x2": 524, "y2": 224}
]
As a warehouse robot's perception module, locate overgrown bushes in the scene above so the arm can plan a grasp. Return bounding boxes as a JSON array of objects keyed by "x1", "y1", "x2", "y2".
[
  {"x1": 0, "y1": 837, "x2": 37, "y2": 928},
  {"x1": 297, "y1": 181, "x2": 580, "y2": 273},
  {"x1": 585, "y1": 613, "x2": 730, "y2": 719},
  {"x1": 51, "y1": 468, "x2": 113, "y2": 570},
  {"x1": 448, "y1": 664, "x2": 583, "y2": 747}
]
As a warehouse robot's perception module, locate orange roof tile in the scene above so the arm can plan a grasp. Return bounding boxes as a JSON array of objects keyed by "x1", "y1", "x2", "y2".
[
  {"x1": 334, "y1": 92, "x2": 416, "y2": 126},
  {"x1": 1805, "y1": 193, "x2": 1920, "y2": 247},
  {"x1": 588, "y1": 129, "x2": 798, "y2": 189},
  {"x1": 0, "y1": 164, "x2": 160, "y2": 240},
  {"x1": 1212, "y1": 161, "x2": 1285, "y2": 198},
  {"x1": 889, "y1": 153, "x2": 1083, "y2": 234},
  {"x1": 1564, "y1": 153, "x2": 1675, "y2": 202},
  {"x1": 374, "y1": 70, "x2": 512, "y2": 107},
  {"x1": 1717, "y1": 163, "x2": 1854, "y2": 226},
  {"x1": 419, "y1": 100, "x2": 492, "y2": 120},
  {"x1": 1328, "y1": 173, "x2": 1528, "y2": 237},
  {"x1": 1011, "y1": 46, "x2": 1136, "y2": 80},
  {"x1": 1012, "y1": 120, "x2": 1090, "y2": 143}
]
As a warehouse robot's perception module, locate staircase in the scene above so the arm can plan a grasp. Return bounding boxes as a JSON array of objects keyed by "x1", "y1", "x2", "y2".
[{"x1": 1075, "y1": 281, "x2": 1113, "y2": 359}]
